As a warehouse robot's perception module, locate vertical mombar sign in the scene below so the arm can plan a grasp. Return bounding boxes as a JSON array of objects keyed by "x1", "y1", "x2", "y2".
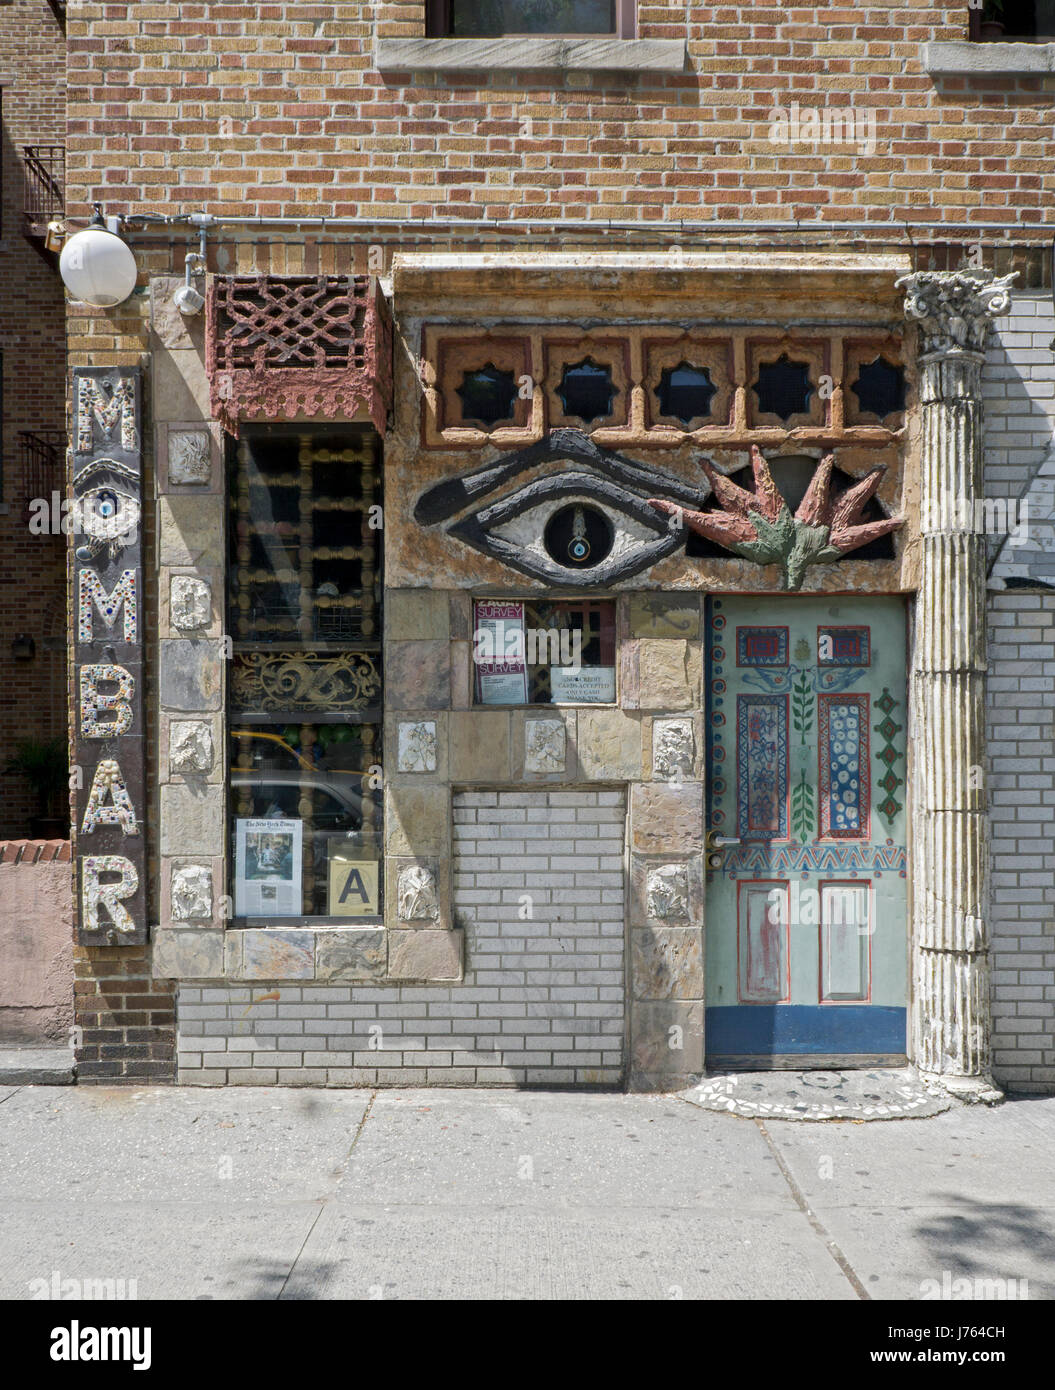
[{"x1": 71, "y1": 368, "x2": 146, "y2": 945}]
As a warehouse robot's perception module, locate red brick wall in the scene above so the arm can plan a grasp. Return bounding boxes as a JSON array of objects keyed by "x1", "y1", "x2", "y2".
[
  {"x1": 62, "y1": 2, "x2": 1051, "y2": 238},
  {"x1": 0, "y1": 1, "x2": 68, "y2": 839},
  {"x1": 73, "y1": 947, "x2": 176, "y2": 1082}
]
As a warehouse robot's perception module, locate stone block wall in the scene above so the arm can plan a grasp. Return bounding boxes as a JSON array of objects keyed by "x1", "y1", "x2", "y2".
[{"x1": 983, "y1": 291, "x2": 1055, "y2": 1093}]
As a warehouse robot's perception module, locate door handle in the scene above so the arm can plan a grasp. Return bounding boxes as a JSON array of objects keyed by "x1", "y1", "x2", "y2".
[{"x1": 706, "y1": 829, "x2": 742, "y2": 854}]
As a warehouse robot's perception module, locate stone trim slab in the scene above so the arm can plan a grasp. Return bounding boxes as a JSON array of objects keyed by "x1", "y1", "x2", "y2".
[
  {"x1": 922, "y1": 41, "x2": 1055, "y2": 75},
  {"x1": 376, "y1": 37, "x2": 686, "y2": 74}
]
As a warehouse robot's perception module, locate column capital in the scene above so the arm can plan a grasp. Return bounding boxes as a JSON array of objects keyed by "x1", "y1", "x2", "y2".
[{"x1": 897, "y1": 269, "x2": 1017, "y2": 359}]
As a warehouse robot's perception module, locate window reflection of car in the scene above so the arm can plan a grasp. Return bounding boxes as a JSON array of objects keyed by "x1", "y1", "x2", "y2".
[{"x1": 231, "y1": 772, "x2": 365, "y2": 832}]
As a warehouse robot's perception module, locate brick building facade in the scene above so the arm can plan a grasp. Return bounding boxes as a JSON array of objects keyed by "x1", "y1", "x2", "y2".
[
  {"x1": 42, "y1": 3, "x2": 1055, "y2": 1092},
  {"x1": 0, "y1": 0, "x2": 67, "y2": 840}
]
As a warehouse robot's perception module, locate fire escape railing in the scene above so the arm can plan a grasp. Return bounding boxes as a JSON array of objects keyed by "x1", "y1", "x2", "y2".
[
  {"x1": 17, "y1": 430, "x2": 67, "y2": 516},
  {"x1": 22, "y1": 145, "x2": 65, "y2": 245}
]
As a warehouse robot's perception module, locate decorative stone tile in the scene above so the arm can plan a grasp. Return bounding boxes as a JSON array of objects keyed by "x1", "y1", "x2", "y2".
[
  {"x1": 397, "y1": 862, "x2": 440, "y2": 922},
  {"x1": 170, "y1": 864, "x2": 213, "y2": 921},
  {"x1": 169, "y1": 720, "x2": 215, "y2": 776},
  {"x1": 634, "y1": 639, "x2": 701, "y2": 711},
  {"x1": 386, "y1": 640, "x2": 450, "y2": 710},
  {"x1": 151, "y1": 276, "x2": 200, "y2": 351},
  {"x1": 168, "y1": 429, "x2": 212, "y2": 484},
  {"x1": 384, "y1": 785, "x2": 450, "y2": 857},
  {"x1": 158, "y1": 496, "x2": 224, "y2": 568},
  {"x1": 388, "y1": 928, "x2": 464, "y2": 982},
  {"x1": 524, "y1": 718, "x2": 566, "y2": 773},
  {"x1": 152, "y1": 927, "x2": 225, "y2": 980},
  {"x1": 397, "y1": 721, "x2": 437, "y2": 773},
  {"x1": 645, "y1": 864, "x2": 689, "y2": 921},
  {"x1": 170, "y1": 574, "x2": 212, "y2": 632},
  {"x1": 315, "y1": 929, "x2": 387, "y2": 981},
  {"x1": 652, "y1": 717, "x2": 696, "y2": 780},
  {"x1": 240, "y1": 929, "x2": 315, "y2": 981},
  {"x1": 631, "y1": 784, "x2": 704, "y2": 853},
  {"x1": 449, "y1": 711, "x2": 510, "y2": 781},
  {"x1": 160, "y1": 639, "x2": 222, "y2": 711},
  {"x1": 577, "y1": 708, "x2": 642, "y2": 780},
  {"x1": 386, "y1": 588, "x2": 451, "y2": 640},
  {"x1": 629, "y1": 595, "x2": 701, "y2": 639},
  {"x1": 631, "y1": 927, "x2": 703, "y2": 1001},
  {"x1": 153, "y1": 347, "x2": 211, "y2": 421},
  {"x1": 159, "y1": 784, "x2": 223, "y2": 856}
]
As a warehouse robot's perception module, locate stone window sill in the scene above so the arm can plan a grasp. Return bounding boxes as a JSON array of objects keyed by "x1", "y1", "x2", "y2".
[
  {"x1": 922, "y1": 40, "x2": 1055, "y2": 74},
  {"x1": 375, "y1": 37, "x2": 686, "y2": 74}
]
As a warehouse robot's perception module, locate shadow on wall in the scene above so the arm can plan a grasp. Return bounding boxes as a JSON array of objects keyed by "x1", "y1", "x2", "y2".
[
  {"x1": 0, "y1": 841, "x2": 73, "y2": 1045},
  {"x1": 0, "y1": 120, "x2": 70, "y2": 841},
  {"x1": 983, "y1": 300, "x2": 1055, "y2": 589}
]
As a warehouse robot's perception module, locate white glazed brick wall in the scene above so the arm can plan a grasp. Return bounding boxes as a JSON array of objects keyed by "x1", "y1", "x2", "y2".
[
  {"x1": 984, "y1": 293, "x2": 1055, "y2": 1093},
  {"x1": 176, "y1": 789, "x2": 626, "y2": 1086}
]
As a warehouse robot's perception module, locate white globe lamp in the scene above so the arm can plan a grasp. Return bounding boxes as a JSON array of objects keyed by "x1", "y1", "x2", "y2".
[{"x1": 59, "y1": 210, "x2": 138, "y2": 307}]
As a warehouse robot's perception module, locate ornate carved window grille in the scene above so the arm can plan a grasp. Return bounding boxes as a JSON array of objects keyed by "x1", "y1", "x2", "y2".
[{"x1": 207, "y1": 275, "x2": 392, "y2": 438}]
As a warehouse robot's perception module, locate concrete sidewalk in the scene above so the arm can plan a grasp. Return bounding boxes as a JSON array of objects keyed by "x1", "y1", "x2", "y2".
[{"x1": 0, "y1": 1085, "x2": 1052, "y2": 1300}]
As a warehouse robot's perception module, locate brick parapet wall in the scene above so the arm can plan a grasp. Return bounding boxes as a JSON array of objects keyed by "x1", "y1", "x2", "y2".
[{"x1": 63, "y1": 3, "x2": 1053, "y2": 235}]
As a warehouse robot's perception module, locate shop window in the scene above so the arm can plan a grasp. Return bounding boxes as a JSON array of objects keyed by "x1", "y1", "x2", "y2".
[
  {"x1": 558, "y1": 358, "x2": 617, "y2": 425},
  {"x1": 456, "y1": 363, "x2": 518, "y2": 428},
  {"x1": 851, "y1": 357, "x2": 906, "y2": 422},
  {"x1": 429, "y1": 2, "x2": 631, "y2": 38},
  {"x1": 656, "y1": 362, "x2": 717, "y2": 426},
  {"x1": 473, "y1": 598, "x2": 616, "y2": 705},
  {"x1": 227, "y1": 428, "x2": 382, "y2": 923},
  {"x1": 753, "y1": 355, "x2": 814, "y2": 423}
]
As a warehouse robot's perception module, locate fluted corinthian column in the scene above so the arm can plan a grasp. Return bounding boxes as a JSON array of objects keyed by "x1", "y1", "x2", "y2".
[{"x1": 898, "y1": 270, "x2": 1016, "y2": 1101}]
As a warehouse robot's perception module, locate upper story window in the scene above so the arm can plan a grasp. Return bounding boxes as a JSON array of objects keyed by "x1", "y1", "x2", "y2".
[
  {"x1": 427, "y1": 1, "x2": 635, "y2": 38},
  {"x1": 975, "y1": 1, "x2": 1055, "y2": 40}
]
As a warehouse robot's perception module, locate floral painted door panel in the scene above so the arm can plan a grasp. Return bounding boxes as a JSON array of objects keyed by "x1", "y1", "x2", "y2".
[{"x1": 704, "y1": 595, "x2": 908, "y2": 1066}]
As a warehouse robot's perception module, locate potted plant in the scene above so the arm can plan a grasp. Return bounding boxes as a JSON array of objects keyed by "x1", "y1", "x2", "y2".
[
  {"x1": 981, "y1": 0, "x2": 1007, "y2": 40},
  {"x1": 4, "y1": 737, "x2": 70, "y2": 839}
]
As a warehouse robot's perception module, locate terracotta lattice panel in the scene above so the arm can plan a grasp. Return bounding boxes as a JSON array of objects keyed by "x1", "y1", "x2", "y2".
[{"x1": 207, "y1": 275, "x2": 392, "y2": 436}]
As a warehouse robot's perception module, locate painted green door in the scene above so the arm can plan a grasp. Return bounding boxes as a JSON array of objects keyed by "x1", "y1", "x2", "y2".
[{"x1": 704, "y1": 595, "x2": 908, "y2": 1067}]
